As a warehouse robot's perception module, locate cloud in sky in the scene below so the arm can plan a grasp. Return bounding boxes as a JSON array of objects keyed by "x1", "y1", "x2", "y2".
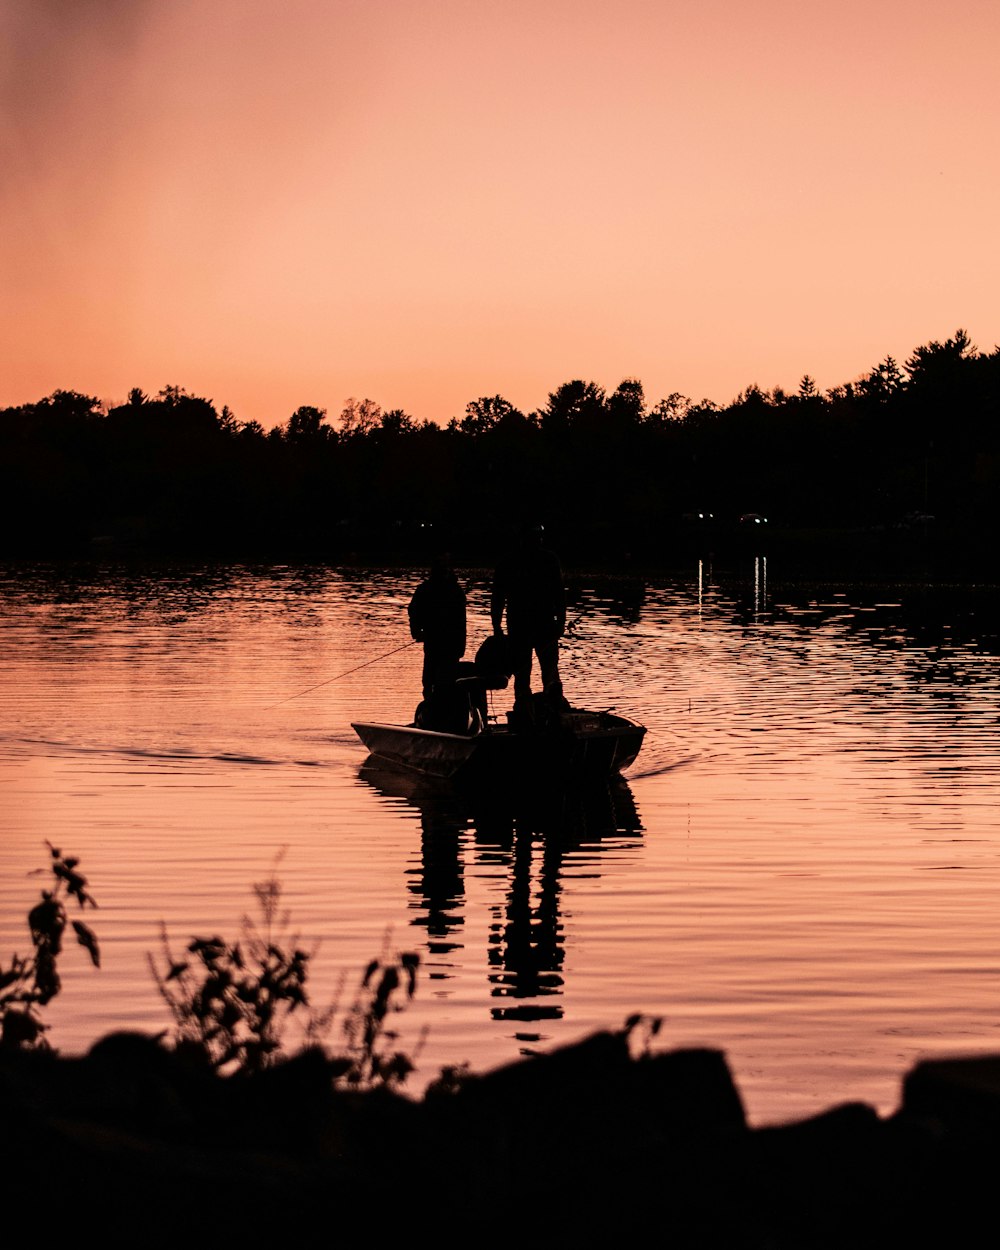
[{"x1": 2, "y1": 0, "x2": 997, "y2": 425}]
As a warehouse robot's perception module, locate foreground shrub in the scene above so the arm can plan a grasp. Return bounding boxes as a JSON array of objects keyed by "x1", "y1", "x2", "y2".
[{"x1": 149, "y1": 860, "x2": 421, "y2": 1087}]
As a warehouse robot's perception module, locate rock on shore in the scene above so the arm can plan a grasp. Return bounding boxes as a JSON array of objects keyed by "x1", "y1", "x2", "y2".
[{"x1": 2, "y1": 1028, "x2": 996, "y2": 1247}]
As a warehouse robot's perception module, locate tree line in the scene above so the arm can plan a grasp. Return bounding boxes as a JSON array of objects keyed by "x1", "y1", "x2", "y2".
[{"x1": 2, "y1": 330, "x2": 997, "y2": 562}]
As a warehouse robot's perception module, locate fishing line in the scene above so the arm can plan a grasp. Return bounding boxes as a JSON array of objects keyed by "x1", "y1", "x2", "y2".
[{"x1": 263, "y1": 640, "x2": 418, "y2": 709}]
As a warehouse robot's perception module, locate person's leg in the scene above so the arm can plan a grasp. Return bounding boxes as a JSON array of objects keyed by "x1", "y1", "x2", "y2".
[
  {"x1": 536, "y1": 640, "x2": 567, "y2": 707},
  {"x1": 470, "y1": 678, "x2": 488, "y2": 726},
  {"x1": 421, "y1": 649, "x2": 436, "y2": 700},
  {"x1": 423, "y1": 647, "x2": 458, "y2": 699},
  {"x1": 509, "y1": 637, "x2": 533, "y2": 704}
]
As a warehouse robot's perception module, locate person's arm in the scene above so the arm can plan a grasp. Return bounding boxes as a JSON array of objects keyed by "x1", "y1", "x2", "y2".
[
  {"x1": 552, "y1": 559, "x2": 567, "y2": 636},
  {"x1": 408, "y1": 586, "x2": 424, "y2": 641},
  {"x1": 490, "y1": 570, "x2": 505, "y2": 634}
]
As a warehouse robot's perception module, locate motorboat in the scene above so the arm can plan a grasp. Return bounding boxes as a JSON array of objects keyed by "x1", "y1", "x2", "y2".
[
  {"x1": 353, "y1": 631, "x2": 645, "y2": 784},
  {"x1": 351, "y1": 705, "x2": 646, "y2": 783}
]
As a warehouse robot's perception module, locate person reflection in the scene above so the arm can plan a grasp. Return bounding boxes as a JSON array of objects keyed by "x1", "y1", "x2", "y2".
[
  {"x1": 411, "y1": 801, "x2": 466, "y2": 954},
  {"x1": 361, "y1": 766, "x2": 467, "y2": 952},
  {"x1": 487, "y1": 813, "x2": 565, "y2": 1021},
  {"x1": 480, "y1": 782, "x2": 643, "y2": 1024},
  {"x1": 358, "y1": 768, "x2": 643, "y2": 1025}
]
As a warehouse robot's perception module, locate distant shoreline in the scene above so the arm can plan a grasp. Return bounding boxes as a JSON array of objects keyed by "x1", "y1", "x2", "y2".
[{"x1": 2, "y1": 522, "x2": 996, "y2": 587}]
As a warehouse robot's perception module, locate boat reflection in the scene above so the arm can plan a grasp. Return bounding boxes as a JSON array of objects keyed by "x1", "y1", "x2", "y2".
[{"x1": 358, "y1": 765, "x2": 643, "y2": 1026}]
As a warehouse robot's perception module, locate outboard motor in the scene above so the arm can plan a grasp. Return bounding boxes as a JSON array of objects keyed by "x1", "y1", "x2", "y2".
[{"x1": 414, "y1": 661, "x2": 485, "y2": 735}]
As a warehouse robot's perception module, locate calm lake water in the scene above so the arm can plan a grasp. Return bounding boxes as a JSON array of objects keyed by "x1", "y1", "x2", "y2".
[{"x1": 3, "y1": 558, "x2": 1000, "y2": 1126}]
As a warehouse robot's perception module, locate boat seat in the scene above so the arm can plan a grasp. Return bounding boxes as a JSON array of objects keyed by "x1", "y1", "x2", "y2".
[
  {"x1": 474, "y1": 635, "x2": 513, "y2": 690},
  {"x1": 414, "y1": 673, "x2": 484, "y2": 736}
]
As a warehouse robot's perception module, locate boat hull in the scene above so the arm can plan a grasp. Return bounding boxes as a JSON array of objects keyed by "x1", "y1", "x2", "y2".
[
  {"x1": 351, "y1": 722, "x2": 483, "y2": 779},
  {"x1": 351, "y1": 710, "x2": 646, "y2": 783}
]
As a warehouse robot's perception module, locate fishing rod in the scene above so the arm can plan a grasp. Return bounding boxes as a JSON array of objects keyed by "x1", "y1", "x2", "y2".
[
  {"x1": 272, "y1": 610, "x2": 580, "y2": 711},
  {"x1": 264, "y1": 639, "x2": 418, "y2": 709}
]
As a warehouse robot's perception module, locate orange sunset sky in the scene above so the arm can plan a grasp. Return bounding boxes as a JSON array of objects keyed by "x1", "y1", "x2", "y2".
[{"x1": 2, "y1": 0, "x2": 997, "y2": 427}]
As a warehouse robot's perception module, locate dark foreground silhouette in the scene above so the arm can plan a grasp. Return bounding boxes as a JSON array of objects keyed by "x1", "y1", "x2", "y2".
[{"x1": 3, "y1": 1025, "x2": 998, "y2": 1248}]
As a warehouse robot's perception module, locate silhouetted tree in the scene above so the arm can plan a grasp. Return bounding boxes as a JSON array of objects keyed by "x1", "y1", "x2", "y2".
[
  {"x1": 219, "y1": 404, "x2": 239, "y2": 435},
  {"x1": 459, "y1": 395, "x2": 524, "y2": 436},
  {"x1": 905, "y1": 329, "x2": 975, "y2": 383},
  {"x1": 858, "y1": 356, "x2": 904, "y2": 403},
  {"x1": 538, "y1": 380, "x2": 606, "y2": 436},
  {"x1": 797, "y1": 375, "x2": 819, "y2": 400},
  {"x1": 378, "y1": 408, "x2": 418, "y2": 436},
  {"x1": 606, "y1": 378, "x2": 645, "y2": 426},
  {"x1": 340, "y1": 397, "x2": 381, "y2": 438},
  {"x1": 285, "y1": 405, "x2": 329, "y2": 442},
  {"x1": 648, "y1": 392, "x2": 690, "y2": 424}
]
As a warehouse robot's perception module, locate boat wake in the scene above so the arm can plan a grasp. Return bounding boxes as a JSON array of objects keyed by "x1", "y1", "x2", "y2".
[
  {"x1": 626, "y1": 752, "x2": 700, "y2": 779},
  {"x1": 13, "y1": 735, "x2": 290, "y2": 769}
]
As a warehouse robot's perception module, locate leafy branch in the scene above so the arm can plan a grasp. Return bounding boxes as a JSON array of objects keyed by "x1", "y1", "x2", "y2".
[
  {"x1": 340, "y1": 946, "x2": 423, "y2": 1089},
  {"x1": 0, "y1": 843, "x2": 100, "y2": 1049}
]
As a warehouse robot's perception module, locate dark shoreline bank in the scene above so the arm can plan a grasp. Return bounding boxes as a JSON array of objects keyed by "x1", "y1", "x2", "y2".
[
  {"x1": 3, "y1": 520, "x2": 998, "y2": 586},
  {"x1": 5, "y1": 1026, "x2": 999, "y2": 1247}
]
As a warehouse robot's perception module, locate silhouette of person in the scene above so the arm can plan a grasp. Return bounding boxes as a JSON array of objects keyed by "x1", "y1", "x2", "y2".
[
  {"x1": 408, "y1": 555, "x2": 467, "y2": 700},
  {"x1": 491, "y1": 524, "x2": 568, "y2": 715}
]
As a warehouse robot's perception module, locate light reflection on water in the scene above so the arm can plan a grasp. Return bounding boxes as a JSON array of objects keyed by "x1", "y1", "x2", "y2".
[{"x1": 2, "y1": 559, "x2": 1000, "y2": 1126}]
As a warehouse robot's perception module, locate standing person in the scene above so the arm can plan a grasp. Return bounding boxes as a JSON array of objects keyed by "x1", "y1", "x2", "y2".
[
  {"x1": 408, "y1": 555, "x2": 467, "y2": 701},
  {"x1": 491, "y1": 524, "x2": 568, "y2": 717}
]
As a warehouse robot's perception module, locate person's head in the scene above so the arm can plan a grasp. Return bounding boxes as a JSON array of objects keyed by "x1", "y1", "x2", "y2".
[{"x1": 519, "y1": 522, "x2": 545, "y2": 550}]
